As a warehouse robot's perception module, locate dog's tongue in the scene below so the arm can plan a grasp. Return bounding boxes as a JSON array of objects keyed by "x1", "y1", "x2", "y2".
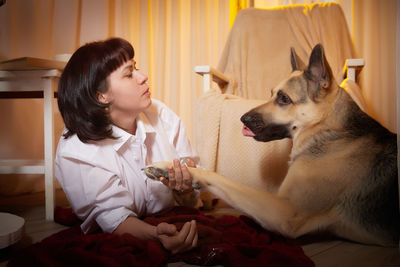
[{"x1": 242, "y1": 125, "x2": 256, "y2": 137}]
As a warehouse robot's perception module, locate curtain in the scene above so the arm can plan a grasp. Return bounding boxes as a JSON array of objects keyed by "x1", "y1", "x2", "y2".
[
  {"x1": 0, "y1": 0, "x2": 232, "y2": 139},
  {"x1": 352, "y1": 0, "x2": 398, "y2": 133}
]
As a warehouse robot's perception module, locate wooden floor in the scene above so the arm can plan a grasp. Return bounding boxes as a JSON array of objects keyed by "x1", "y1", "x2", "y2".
[{"x1": 0, "y1": 190, "x2": 399, "y2": 267}]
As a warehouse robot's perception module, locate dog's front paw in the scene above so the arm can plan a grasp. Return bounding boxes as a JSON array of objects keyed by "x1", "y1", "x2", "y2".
[
  {"x1": 142, "y1": 161, "x2": 203, "y2": 190},
  {"x1": 142, "y1": 161, "x2": 170, "y2": 181}
]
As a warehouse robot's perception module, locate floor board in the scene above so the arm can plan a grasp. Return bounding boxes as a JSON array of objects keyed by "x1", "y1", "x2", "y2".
[{"x1": 308, "y1": 241, "x2": 400, "y2": 267}]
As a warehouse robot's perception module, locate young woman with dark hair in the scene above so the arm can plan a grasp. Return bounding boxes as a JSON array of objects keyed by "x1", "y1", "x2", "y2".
[{"x1": 55, "y1": 37, "x2": 199, "y2": 254}]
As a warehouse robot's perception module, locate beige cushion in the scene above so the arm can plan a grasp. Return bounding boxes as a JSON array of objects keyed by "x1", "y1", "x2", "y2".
[{"x1": 216, "y1": 98, "x2": 292, "y2": 193}]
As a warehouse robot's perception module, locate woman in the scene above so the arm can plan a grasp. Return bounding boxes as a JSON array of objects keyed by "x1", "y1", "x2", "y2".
[{"x1": 55, "y1": 37, "x2": 199, "y2": 254}]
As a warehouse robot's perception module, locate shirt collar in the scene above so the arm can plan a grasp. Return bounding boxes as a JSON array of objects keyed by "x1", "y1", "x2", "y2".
[
  {"x1": 111, "y1": 112, "x2": 156, "y2": 152},
  {"x1": 138, "y1": 111, "x2": 156, "y2": 135}
]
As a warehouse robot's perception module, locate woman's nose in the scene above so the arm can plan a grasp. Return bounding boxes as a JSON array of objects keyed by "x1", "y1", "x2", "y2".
[{"x1": 134, "y1": 70, "x2": 148, "y2": 84}]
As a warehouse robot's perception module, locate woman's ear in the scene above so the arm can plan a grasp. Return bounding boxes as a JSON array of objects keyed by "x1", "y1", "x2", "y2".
[{"x1": 97, "y1": 91, "x2": 109, "y2": 104}]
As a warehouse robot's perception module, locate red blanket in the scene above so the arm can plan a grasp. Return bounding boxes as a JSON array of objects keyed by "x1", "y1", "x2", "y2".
[{"x1": 8, "y1": 206, "x2": 314, "y2": 267}]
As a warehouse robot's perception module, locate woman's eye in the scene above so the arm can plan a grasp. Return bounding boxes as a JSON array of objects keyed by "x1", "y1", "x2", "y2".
[
  {"x1": 128, "y1": 68, "x2": 140, "y2": 77},
  {"x1": 126, "y1": 73, "x2": 133, "y2": 78},
  {"x1": 276, "y1": 91, "x2": 292, "y2": 105}
]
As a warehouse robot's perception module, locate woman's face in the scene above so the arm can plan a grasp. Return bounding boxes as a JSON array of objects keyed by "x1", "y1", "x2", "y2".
[{"x1": 100, "y1": 59, "x2": 151, "y2": 120}]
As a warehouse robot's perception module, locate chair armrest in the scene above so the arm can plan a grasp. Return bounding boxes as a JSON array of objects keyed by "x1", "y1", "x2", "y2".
[
  {"x1": 194, "y1": 65, "x2": 229, "y2": 93},
  {"x1": 343, "y1": 58, "x2": 365, "y2": 82}
]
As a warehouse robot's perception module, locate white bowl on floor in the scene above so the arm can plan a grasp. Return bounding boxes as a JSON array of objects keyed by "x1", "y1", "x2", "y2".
[{"x1": 0, "y1": 212, "x2": 25, "y2": 249}]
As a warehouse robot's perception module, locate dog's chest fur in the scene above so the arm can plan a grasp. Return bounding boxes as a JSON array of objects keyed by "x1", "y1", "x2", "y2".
[{"x1": 285, "y1": 88, "x2": 399, "y2": 244}]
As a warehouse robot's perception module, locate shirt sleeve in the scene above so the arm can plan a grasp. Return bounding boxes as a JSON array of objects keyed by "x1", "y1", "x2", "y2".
[{"x1": 55, "y1": 155, "x2": 136, "y2": 234}]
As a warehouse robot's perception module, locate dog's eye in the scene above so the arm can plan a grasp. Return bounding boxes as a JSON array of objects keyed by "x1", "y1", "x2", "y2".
[{"x1": 276, "y1": 91, "x2": 292, "y2": 105}]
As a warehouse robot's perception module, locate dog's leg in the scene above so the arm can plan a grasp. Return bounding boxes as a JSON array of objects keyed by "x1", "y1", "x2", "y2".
[
  {"x1": 143, "y1": 162, "x2": 328, "y2": 238},
  {"x1": 190, "y1": 167, "x2": 332, "y2": 238}
]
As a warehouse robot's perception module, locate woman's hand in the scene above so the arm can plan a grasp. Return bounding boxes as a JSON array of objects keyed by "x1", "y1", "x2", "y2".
[
  {"x1": 156, "y1": 220, "x2": 198, "y2": 254},
  {"x1": 160, "y1": 158, "x2": 196, "y2": 193},
  {"x1": 114, "y1": 216, "x2": 197, "y2": 254}
]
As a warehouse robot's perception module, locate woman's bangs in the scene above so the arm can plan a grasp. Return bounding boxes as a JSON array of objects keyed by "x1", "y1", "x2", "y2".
[{"x1": 104, "y1": 39, "x2": 135, "y2": 74}]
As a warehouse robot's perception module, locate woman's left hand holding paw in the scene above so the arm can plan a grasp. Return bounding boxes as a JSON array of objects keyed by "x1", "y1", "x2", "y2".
[{"x1": 160, "y1": 158, "x2": 195, "y2": 194}]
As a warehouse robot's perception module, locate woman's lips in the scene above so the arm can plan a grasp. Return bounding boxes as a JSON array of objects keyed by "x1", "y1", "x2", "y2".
[{"x1": 143, "y1": 88, "x2": 151, "y2": 97}]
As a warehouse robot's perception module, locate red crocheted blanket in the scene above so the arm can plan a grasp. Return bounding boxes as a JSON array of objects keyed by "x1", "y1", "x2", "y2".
[{"x1": 8, "y1": 206, "x2": 314, "y2": 267}]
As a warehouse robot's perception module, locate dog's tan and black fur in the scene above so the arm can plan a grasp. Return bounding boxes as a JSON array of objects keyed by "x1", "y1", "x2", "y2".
[{"x1": 144, "y1": 44, "x2": 399, "y2": 246}]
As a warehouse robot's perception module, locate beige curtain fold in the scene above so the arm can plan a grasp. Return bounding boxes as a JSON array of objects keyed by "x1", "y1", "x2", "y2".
[{"x1": 352, "y1": 0, "x2": 398, "y2": 133}]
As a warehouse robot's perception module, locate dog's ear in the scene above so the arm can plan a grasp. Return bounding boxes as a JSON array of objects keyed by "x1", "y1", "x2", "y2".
[
  {"x1": 305, "y1": 44, "x2": 333, "y2": 101},
  {"x1": 290, "y1": 47, "x2": 306, "y2": 71}
]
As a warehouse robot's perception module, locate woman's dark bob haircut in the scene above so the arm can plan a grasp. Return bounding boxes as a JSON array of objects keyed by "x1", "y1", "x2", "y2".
[{"x1": 57, "y1": 37, "x2": 134, "y2": 143}]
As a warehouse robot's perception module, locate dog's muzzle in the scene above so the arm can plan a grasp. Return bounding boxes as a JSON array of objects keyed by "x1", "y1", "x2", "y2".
[{"x1": 240, "y1": 111, "x2": 292, "y2": 142}]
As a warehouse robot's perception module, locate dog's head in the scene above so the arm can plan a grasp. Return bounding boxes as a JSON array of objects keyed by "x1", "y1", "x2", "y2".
[{"x1": 241, "y1": 44, "x2": 336, "y2": 142}]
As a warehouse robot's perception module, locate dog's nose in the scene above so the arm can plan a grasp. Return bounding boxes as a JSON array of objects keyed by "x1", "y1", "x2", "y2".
[{"x1": 240, "y1": 111, "x2": 257, "y2": 124}]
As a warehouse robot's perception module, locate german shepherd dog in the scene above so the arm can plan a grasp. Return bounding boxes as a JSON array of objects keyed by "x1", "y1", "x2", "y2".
[{"x1": 144, "y1": 44, "x2": 399, "y2": 246}]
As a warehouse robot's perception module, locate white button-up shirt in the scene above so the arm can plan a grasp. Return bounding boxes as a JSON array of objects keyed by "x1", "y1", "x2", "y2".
[{"x1": 55, "y1": 99, "x2": 199, "y2": 234}]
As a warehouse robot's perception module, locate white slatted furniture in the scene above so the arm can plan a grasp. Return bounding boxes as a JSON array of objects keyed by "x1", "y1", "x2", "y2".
[{"x1": 0, "y1": 57, "x2": 66, "y2": 220}]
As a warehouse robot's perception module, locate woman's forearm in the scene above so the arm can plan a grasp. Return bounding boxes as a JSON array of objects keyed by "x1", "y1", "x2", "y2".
[{"x1": 113, "y1": 216, "x2": 157, "y2": 239}]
